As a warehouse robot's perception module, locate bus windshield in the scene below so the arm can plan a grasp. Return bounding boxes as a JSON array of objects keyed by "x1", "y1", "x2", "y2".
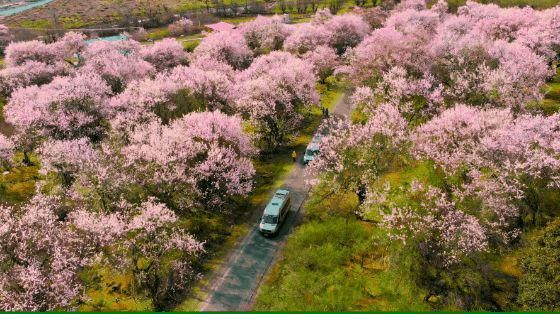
[{"x1": 262, "y1": 215, "x2": 278, "y2": 224}]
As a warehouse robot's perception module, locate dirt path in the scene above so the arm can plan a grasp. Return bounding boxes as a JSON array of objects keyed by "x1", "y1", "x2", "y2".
[{"x1": 199, "y1": 95, "x2": 350, "y2": 311}]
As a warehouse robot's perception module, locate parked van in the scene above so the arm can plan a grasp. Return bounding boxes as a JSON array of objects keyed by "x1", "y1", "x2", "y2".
[
  {"x1": 304, "y1": 133, "x2": 322, "y2": 165},
  {"x1": 259, "y1": 189, "x2": 291, "y2": 236},
  {"x1": 303, "y1": 143, "x2": 320, "y2": 165}
]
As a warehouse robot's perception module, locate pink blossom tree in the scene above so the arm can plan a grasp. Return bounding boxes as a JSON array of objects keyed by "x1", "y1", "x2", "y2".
[
  {"x1": 139, "y1": 38, "x2": 187, "y2": 71},
  {"x1": 412, "y1": 105, "x2": 560, "y2": 224},
  {"x1": 364, "y1": 105, "x2": 560, "y2": 267},
  {"x1": 517, "y1": 6, "x2": 560, "y2": 61},
  {"x1": 346, "y1": 2, "x2": 554, "y2": 114},
  {"x1": 38, "y1": 137, "x2": 97, "y2": 187},
  {"x1": 302, "y1": 45, "x2": 339, "y2": 82},
  {"x1": 69, "y1": 198, "x2": 204, "y2": 310},
  {"x1": 5, "y1": 72, "x2": 112, "y2": 147},
  {"x1": 348, "y1": 27, "x2": 429, "y2": 85},
  {"x1": 412, "y1": 105, "x2": 560, "y2": 181},
  {"x1": 108, "y1": 65, "x2": 234, "y2": 127},
  {"x1": 376, "y1": 183, "x2": 491, "y2": 267},
  {"x1": 128, "y1": 27, "x2": 148, "y2": 41},
  {"x1": 394, "y1": 0, "x2": 426, "y2": 12},
  {"x1": 0, "y1": 60, "x2": 71, "y2": 94},
  {"x1": 352, "y1": 6, "x2": 388, "y2": 29},
  {"x1": 323, "y1": 14, "x2": 370, "y2": 54},
  {"x1": 234, "y1": 51, "x2": 319, "y2": 149},
  {"x1": 0, "y1": 195, "x2": 93, "y2": 311},
  {"x1": 239, "y1": 15, "x2": 292, "y2": 54},
  {"x1": 482, "y1": 40, "x2": 550, "y2": 111},
  {"x1": 191, "y1": 30, "x2": 253, "y2": 70},
  {"x1": 4, "y1": 40, "x2": 62, "y2": 67},
  {"x1": 311, "y1": 8, "x2": 333, "y2": 24},
  {"x1": 121, "y1": 111, "x2": 256, "y2": 210},
  {"x1": 283, "y1": 23, "x2": 329, "y2": 55},
  {"x1": 308, "y1": 103, "x2": 408, "y2": 196},
  {"x1": 0, "y1": 33, "x2": 86, "y2": 94},
  {"x1": 168, "y1": 17, "x2": 194, "y2": 36},
  {"x1": 384, "y1": 6, "x2": 441, "y2": 44},
  {"x1": 80, "y1": 40, "x2": 155, "y2": 93},
  {"x1": 4, "y1": 31, "x2": 84, "y2": 68},
  {"x1": 0, "y1": 192, "x2": 204, "y2": 311},
  {"x1": 50, "y1": 31, "x2": 86, "y2": 58},
  {"x1": 166, "y1": 65, "x2": 234, "y2": 110}
]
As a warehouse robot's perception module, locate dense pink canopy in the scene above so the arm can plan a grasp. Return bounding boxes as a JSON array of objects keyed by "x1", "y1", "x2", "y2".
[
  {"x1": 192, "y1": 30, "x2": 253, "y2": 70},
  {"x1": 122, "y1": 111, "x2": 256, "y2": 207},
  {"x1": 5, "y1": 72, "x2": 112, "y2": 141}
]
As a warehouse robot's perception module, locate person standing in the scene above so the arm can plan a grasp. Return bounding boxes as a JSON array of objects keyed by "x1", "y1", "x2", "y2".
[{"x1": 291, "y1": 150, "x2": 297, "y2": 163}]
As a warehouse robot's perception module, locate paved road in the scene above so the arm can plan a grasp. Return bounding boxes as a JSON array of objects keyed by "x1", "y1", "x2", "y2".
[{"x1": 199, "y1": 95, "x2": 350, "y2": 311}]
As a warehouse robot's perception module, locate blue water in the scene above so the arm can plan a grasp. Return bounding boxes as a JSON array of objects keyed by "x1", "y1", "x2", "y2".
[
  {"x1": 84, "y1": 34, "x2": 128, "y2": 44},
  {"x1": 0, "y1": 0, "x2": 54, "y2": 16}
]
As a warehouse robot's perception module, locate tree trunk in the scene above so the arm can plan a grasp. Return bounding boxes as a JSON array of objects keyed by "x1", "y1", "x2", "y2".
[{"x1": 22, "y1": 150, "x2": 32, "y2": 166}]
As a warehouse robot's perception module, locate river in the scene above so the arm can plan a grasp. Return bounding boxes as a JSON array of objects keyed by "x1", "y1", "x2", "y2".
[{"x1": 0, "y1": 0, "x2": 54, "y2": 16}]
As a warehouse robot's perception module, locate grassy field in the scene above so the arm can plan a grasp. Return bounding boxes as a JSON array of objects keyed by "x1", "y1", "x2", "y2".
[
  {"x1": 526, "y1": 68, "x2": 560, "y2": 115},
  {"x1": 445, "y1": 0, "x2": 560, "y2": 10},
  {"x1": 254, "y1": 187, "x2": 432, "y2": 311},
  {"x1": 539, "y1": 68, "x2": 560, "y2": 115},
  {"x1": 3, "y1": 0, "x2": 210, "y2": 29},
  {"x1": 5, "y1": 0, "x2": 558, "y2": 31}
]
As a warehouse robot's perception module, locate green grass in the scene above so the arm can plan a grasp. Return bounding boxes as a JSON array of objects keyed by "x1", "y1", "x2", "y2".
[
  {"x1": 541, "y1": 70, "x2": 560, "y2": 114},
  {"x1": 148, "y1": 28, "x2": 206, "y2": 42},
  {"x1": 444, "y1": 0, "x2": 560, "y2": 10},
  {"x1": 78, "y1": 265, "x2": 153, "y2": 311},
  {"x1": 18, "y1": 19, "x2": 53, "y2": 29},
  {"x1": 529, "y1": 68, "x2": 560, "y2": 115},
  {"x1": 146, "y1": 28, "x2": 172, "y2": 40},
  {"x1": 0, "y1": 152, "x2": 41, "y2": 204},
  {"x1": 254, "y1": 215, "x2": 430, "y2": 311},
  {"x1": 182, "y1": 39, "x2": 201, "y2": 52},
  {"x1": 175, "y1": 0, "x2": 208, "y2": 12},
  {"x1": 59, "y1": 15, "x2": 95, "y2": 29},
  {"x1": 177, "y1": 33, "x2": 205, "y2": 51},
  {"x1": 219, "y1": 16, "x2": 257, "y2": 24}
]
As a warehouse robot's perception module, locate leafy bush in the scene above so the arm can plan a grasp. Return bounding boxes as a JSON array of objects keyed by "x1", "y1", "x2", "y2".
[{"x1": 518, "y1": 218, "x2": 560, "y2": 311}]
